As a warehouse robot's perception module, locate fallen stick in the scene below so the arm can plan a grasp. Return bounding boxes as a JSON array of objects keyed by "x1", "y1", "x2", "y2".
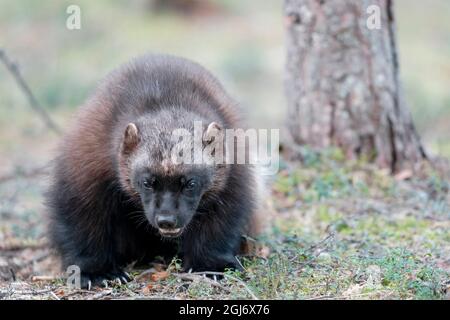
[
  {"x1": 0, "y1": 237, "x2": 47, "y2": 251},
  {"x1": 49, "y1": 291, "x2": 61, "y2": 300},
  {"x1": 0, "y1": 48, "x2": 61, "y2": 134},
  {"x1": 90, "y1": 289, "x2": 113, "y2": 300},
  {"x1": 31, "y1": 275, "x2": 58, "y2": 282},
  {"x1": 172, "y1": 273, "x2": 232, "y2": 293},
  {"x1": 189, "y1": 271, "x2": 259, "y2": 300}
]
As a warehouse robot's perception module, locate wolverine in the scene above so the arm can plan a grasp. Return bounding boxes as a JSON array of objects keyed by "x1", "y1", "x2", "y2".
[{"x1": 46, "y1": 54, "x2": 262, "y2": 288}]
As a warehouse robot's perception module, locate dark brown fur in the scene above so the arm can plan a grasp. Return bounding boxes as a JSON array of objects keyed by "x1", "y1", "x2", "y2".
[{"x1": 46, "y1": 54, "x2": 261, "y2": 288}]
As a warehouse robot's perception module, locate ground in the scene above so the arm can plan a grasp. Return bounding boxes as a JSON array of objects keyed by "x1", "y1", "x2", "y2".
[
  {"x1": 1, "y1": 148, "x2": 449, "y2": 300},
  {"x1": 0, "y1": 0, "x2": 449, "y2": 301}
]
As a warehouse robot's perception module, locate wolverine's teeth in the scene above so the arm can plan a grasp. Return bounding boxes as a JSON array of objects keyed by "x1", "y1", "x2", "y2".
[{"x1": 159, "y1": 228, "x2": 181, "y2": 234}]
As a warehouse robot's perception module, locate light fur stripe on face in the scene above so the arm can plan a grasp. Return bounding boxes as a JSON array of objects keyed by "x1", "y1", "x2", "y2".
[{"x1": 161, "y1": 158, "x2": 174, "y2": 175}]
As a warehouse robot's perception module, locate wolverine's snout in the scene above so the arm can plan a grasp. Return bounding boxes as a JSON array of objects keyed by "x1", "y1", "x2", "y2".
[
  {"x1": 155, "y1": 213, "x2": 183, "y2": 237},
  {"x1": 155, "y1": 214, "x2": 177, "y2": 229}
]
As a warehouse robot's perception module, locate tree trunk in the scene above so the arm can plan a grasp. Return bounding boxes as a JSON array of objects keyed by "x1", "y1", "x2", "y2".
[{"x1": 284, "y1": 0, "x2": 426, "y2": 173}]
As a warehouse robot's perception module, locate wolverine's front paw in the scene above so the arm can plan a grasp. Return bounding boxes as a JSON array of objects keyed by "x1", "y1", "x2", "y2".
[{"x1": 80, "y1": 270, "x2": 132, "y2": 290}]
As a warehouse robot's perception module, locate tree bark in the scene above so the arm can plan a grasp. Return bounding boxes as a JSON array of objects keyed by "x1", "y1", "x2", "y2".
[{"x1": 284, "y1": 0, "x2": 426, "y2": 173}]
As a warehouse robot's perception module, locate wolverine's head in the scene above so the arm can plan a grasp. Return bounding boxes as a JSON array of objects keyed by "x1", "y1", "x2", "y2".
[{"x1": 118, "y1": 109, "x2": 227, "y2": 238}]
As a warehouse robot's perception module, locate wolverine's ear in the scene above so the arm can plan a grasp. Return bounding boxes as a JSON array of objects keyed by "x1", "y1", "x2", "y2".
[
  {"x1": 121, "y1": 123, "x2": 140, "y2": 155},
  {"x1": 203, "y1": 122, "x2": 222, "y2": 146}
]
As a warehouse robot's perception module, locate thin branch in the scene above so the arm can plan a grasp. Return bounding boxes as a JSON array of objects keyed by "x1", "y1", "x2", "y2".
[
  {"x1": 31, "y1": 275, "x2": 58, "y2": 282},
  {"x1": 189, "y1": 271, "x2": 259, "y2": 300},
  {"x1": 171, "y1": 272, "x2": 232, "y2": 294},
  {"x1": 49, "y1": 291, "x2": 61, "y2": 300},
  {"x1": 303, "y1": 232, "x2": 335, "y2": 254},
  {"x1": 289, "y1": 232, "x2": 335, "y2": 266},
  {"x1": 11, "y1": 250, "x2": 50, "y2": 272},
  {"x1": 0, "y1": 48, "x2": 62, "y2": 134},
  {"x1": 0, "y1": 237, "x2": 47, "y2": 251},
  {"x1": 90, "y1": 289, "x2": 113, "y2": 300}
]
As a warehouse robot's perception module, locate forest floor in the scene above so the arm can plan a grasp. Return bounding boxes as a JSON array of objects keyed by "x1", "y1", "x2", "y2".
[{"x1": 1, "y1": 148, "x2": 449, "y2": 300}]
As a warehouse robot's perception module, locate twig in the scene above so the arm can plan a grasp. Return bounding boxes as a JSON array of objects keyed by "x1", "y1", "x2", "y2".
[
  {"x1": 172, "y1": 273, "x2": 232, "y2": 293},
  {"x1": 307, "y1": 290, "x2": 393, "y2": 300},
  {"x1": 0, "y1": 48, "x2": 61, "y2": 134},
  {"x1": 58, "y1": 289, "x2": 93, "y2": 299},
  {"x1": 304, "y1": 233, "x2": 335, "y2": 254},
  {"x1": 2, "y1": 288, "x2": 54, "y2": 296},
  {"x1": 50, "y1": 291, "x2": 61, "y2": 300},
  {"x1": 14, "y1": 251, "x2": 51, "y2": 272},
  {"x1": 189, "y1": 271, "x2": 258, "y2": 300},
  {"x1": 135, "y1": 296, "x2": 178, "y2": 300},
  {"x1": 90, "y1": 289, "x2": 113, "y2": 300},
  {"x1": 290, "y1": 233, "x2": 335, "y2": 266},
  {"x1": 31, "y1": 275, "x2": 58, "y2": 282},
  {"x1": 134, "y1": 267, "x2": 157, "y2": 281},
  {"x1": 0, "y1": 237, "x2": 47, "y2": 251}
]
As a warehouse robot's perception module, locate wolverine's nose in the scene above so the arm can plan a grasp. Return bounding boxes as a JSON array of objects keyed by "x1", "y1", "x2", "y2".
[{"x1": 156, "y1": 214, "x2": 177, "y2": 230}]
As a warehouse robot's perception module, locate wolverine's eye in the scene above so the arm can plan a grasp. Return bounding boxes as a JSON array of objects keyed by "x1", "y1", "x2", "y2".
[
  {"x1": 185, "y1": 179, "x2": 197, "y2": 191},
  {"x1": 143, "y1": 178, "x2": 155, "y2": 190}
]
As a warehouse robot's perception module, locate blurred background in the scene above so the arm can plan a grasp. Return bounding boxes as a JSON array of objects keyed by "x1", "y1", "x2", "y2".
[
  {"x1": 0, "y1": 0, "x2": 449, "y2": 224},
  {"x1": 0, "y1": 0, "x2": 449, "y2": 170},
  {"x1": 0, "y1": 1, "x2": 449, "y2": 298}
]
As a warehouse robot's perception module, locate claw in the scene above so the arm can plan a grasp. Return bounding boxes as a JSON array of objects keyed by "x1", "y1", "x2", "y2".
[
  {"x1": 116, "y1": 278, "x2": 122, "y2": 285},
  {"x1": 213, "y1": 275, "x2": 218, "y2": 282},
  {"x1": 87, "y1": 280, "x2": 92, "y2": 291},
  {"x1": 120, "y1": 276, "x2": 128, "y2": 284},
  {"x1": 188, "y1": 268, "x2": 193, "y2": 273},
  {"x1": 103, "y1": 280, "x2": 109, "y2": 288},
  {"x1": 124, "y1": 272, "x2": 132, "y2": 281}
]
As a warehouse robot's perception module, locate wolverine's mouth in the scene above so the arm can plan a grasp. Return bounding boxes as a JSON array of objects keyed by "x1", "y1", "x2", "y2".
[{"x1": 158, "y1": 227, "x2": 183, "y2": 238}]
